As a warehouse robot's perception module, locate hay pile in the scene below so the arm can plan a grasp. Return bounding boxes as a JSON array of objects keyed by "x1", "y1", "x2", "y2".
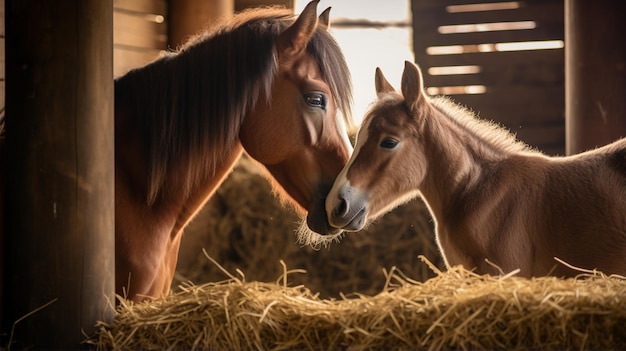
[
  {"x1": 176, "y1": 155, "x2": 444, "y2": 298},
  {"x1": 94, "y1": 156, "x2": 624, "y2": 350},
  {"x1": 93, "y1": 258, "x2": 626, "y2": 350}
]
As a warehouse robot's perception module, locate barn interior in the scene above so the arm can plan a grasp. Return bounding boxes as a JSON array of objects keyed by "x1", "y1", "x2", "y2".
[{"x1": 1, "y1": 0, "x2": 625, "y2": 349}]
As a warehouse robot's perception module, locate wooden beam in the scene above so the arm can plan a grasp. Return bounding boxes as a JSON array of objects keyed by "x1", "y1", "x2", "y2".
[
  {"x1": 565, "y1": 0, "x2": 626, "y2": 154},
  {"x1": 2, "y1": 0, "x2": 114, "y2": 348}
]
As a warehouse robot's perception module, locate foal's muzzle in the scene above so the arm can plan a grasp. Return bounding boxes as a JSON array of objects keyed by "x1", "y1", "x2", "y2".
[{"x1": 326, "y1": 184, "x2": 368, "y2": 231}]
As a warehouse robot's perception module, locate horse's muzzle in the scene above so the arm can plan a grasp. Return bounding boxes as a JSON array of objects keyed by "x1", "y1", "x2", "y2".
[{"x1": 306, "y1": 193, "x2": 343, "y2": 235}]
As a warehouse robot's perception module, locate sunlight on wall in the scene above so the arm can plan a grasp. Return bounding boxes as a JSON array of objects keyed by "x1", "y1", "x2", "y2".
[
  {"x1": 427, "y1": 40, "x2": 564, "y2": 55},
  {"x1": 420, "y1": 1, "x2": 564, "y2": 97},
  {"x1": 446, "y1": 1, "x2": 522, "y2": 13},
  {"x1": 295, "y1": 0, "x2": 414, "y2": 125}
]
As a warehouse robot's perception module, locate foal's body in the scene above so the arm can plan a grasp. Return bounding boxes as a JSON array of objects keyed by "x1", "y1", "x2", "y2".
[
  {"x1": 428, "y1": 135, "x2": 626, "y2": 276},
  {"x1": 327, "y1": 61, "x2": 626, "y2": 277}
]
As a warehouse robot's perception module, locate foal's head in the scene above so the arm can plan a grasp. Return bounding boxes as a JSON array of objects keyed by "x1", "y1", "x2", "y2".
[
  {"x1": 325, "y1": 61, "x2": 429, "y2": 232},
  {"x1": 239, "y1": 1, "x2": 354, "y2": 236}
]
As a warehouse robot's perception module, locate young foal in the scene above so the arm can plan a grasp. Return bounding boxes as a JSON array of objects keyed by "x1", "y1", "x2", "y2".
[
  {"x1": 115, "y1": 1, "x2": 353, "y2": 301},
  {"x1": 326, "y1": 61, "x2": 626, "y2": 277}
]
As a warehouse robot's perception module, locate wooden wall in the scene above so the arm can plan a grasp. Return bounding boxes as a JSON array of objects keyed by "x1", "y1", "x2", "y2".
[
  {"x1": 114, "y1": 0, "x2": 168, "y2": 77},
  {"x1": 411, "y1": 0, "x2": 565, "y2": 155},
  {"x1": 112, "y1": 0, "x2": 289, "y2": 77}
]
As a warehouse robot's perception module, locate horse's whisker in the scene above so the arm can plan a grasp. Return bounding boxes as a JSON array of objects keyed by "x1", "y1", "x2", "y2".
[{"x1": 295, "y1": 220, "x2": 344, "y2": 250}]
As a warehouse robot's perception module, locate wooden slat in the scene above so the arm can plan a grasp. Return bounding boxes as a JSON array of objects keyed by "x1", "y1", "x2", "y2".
[
  {"x1": 425, "y1": 60, "x2": 564, "y2": 87},
  {"x1": 413, "y1": 23, "x2": 563, "y2": 47},
  {"x1": 435, "y1": 93, "x2": 565, "y2": 155},
  {"x1": 412, "y1": 1, "x2": 564, "y2": 47},
  {"x1": 447, "y1": 90, "x2": 564, "y2": 132},
  {"x1": 413, "y1": 1, "x2": 563, "y2": 24},
  {"x1": 506, "y1": 120, "x2": 565, "y2": 140},
  {"x1": 442, "y1": 2, "x2": 563, "y2": 25},
  {"x1": 113, "y1": 0, "x2": 166, "y2": 15},
  {"x1": 114, "y1": 11, "x2": 167, "y2": 50},
  {"x1": 434, "y1": 0, "x2": 561, "y2": 5},
  {"x1": 112, "y1": 0, "x2": 168, "y2": 76},
  {"x1": 451, "y1": 86, "x2": 564, "y2": 117},
  {"x1": 513, "y1": 124, "x2": 565, "y2": 152},
  {"x1": 0, "y1": 0, "x2": 4, "y2": 37},
  {"x1": 414, "y1": 47, "x2": 564, "y2": 68},
  {"x1": 114, "y1": 46, "x2": 162, "y2": 77}
]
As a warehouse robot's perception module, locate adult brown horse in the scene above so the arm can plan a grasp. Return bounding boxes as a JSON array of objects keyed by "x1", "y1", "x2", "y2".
[
  {"x1": 325, "y1": 60, "x2": 626, "y2": 278},
  {"x1": 115, "y1": 1, "x2": 353, "y2": 301}
]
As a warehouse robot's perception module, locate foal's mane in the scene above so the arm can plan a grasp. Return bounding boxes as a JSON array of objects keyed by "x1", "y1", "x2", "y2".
[
  {"x1": 115, "y1": 7, "x2": 353, "y2": 204},
  {"x1": 429, "y1": 96, "x2": 533, "y2": 155}
]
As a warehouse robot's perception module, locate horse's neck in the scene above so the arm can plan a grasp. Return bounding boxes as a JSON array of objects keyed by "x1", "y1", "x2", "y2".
[{"x1": 167, "y1": 145, "x2": 244, "y2": 237}]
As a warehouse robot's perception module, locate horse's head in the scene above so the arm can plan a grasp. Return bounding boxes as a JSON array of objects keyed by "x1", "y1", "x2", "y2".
[
  {"x1": 326, "y1": 61, "x2": 428, "y2": 232},
  {"x1": 239, "y1": 1, "x2": 354, "y2": 237}
]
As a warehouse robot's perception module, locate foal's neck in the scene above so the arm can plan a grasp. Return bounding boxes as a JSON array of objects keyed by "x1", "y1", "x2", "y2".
[{"x1": 419, "y1": 101, "x2": 517, "y2": 217}]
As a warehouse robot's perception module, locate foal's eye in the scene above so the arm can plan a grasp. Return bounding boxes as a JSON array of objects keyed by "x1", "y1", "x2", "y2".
[
  {"x1": 304, "y1": 93, "x2": 326, "y2": 109},
  {"x1": 379, "y1": 137, "x2": 399, "y2": 149}
]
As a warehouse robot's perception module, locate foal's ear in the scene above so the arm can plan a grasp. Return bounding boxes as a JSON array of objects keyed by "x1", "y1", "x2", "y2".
[
  {"x1": 277, "y1": 0, "x2": 319, "y2": 59},
  {"x1": 401, "y1": 61, "x2": 425, "y2": 110},
  {"x1": 318, "y1": 7, "x2": 331, "y2": 29},
  {"x1": 375, "y1": 67, "x2": 396, "y2": 97}
]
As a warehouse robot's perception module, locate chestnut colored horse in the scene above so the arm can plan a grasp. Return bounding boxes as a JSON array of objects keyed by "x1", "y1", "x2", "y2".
[
  {"x1": 115, "y1": 1, "x2": 353, "y2": 301},
  {"x1": 326, "y1": 60, "x2": 626, "y2": 278}
]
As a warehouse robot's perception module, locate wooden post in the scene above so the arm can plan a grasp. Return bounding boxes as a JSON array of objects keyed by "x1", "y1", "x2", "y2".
[
  {"x1": 168, "y1": 0, "x2": 234, "y2": 48},
  {"x1": 565, "y1": 0, "x2": 626, "y2": 155},
  {"x1": 2, "y1": 0, "x2": 114, "y2": 348}
]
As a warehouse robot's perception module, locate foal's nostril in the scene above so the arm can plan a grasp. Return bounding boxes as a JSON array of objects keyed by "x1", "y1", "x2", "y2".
[{"x1": 333, "y1": 198, "x2": 349, "y2": 218}]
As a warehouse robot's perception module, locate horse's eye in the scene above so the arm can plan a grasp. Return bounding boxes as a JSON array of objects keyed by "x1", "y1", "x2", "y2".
[
  {"x1": 379, "y1": 137, "x2": 399, "y2": 149},
  {"x1": 304, "y1": 93, "x2": 326, "y2": 109}
]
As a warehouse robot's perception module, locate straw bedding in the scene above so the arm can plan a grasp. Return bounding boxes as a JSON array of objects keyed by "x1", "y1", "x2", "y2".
[
  {"x1": 176, "y1": 155, "x2": 444, "y2": 298},
  {"x1": 92, "y1": 157, "x2": 626, "y2": 350},
  {"x1": 93, "y1": 257, "x2": 626, "y2": 350}
]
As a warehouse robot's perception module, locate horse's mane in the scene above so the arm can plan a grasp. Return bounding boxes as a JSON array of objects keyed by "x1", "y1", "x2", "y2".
[
  {"x1": 115, "y1": 7, "x2": 353, "y2": 204},
  {"x1": 429, "y1": 96, "x2": 534, "y2": 155}
]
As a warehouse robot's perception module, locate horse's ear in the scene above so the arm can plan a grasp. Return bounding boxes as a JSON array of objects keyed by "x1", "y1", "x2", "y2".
[
  {"x1": 277, "y1": 0, "x2": 319, "y2": 59},
  {"x1": 401, "y1": 61, "x2": 425, "y2": 110},
  {"x1": 318, "y1": 7, "x2": 331, "y2": 29},
  {"x1": 375, "y1": 67, "x2": 396, "y2": 97}
]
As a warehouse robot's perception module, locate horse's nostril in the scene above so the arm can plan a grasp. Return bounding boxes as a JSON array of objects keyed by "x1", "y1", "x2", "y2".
[{"x1": 333, "y1": 198, "x2": 349, "y2": 218}]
